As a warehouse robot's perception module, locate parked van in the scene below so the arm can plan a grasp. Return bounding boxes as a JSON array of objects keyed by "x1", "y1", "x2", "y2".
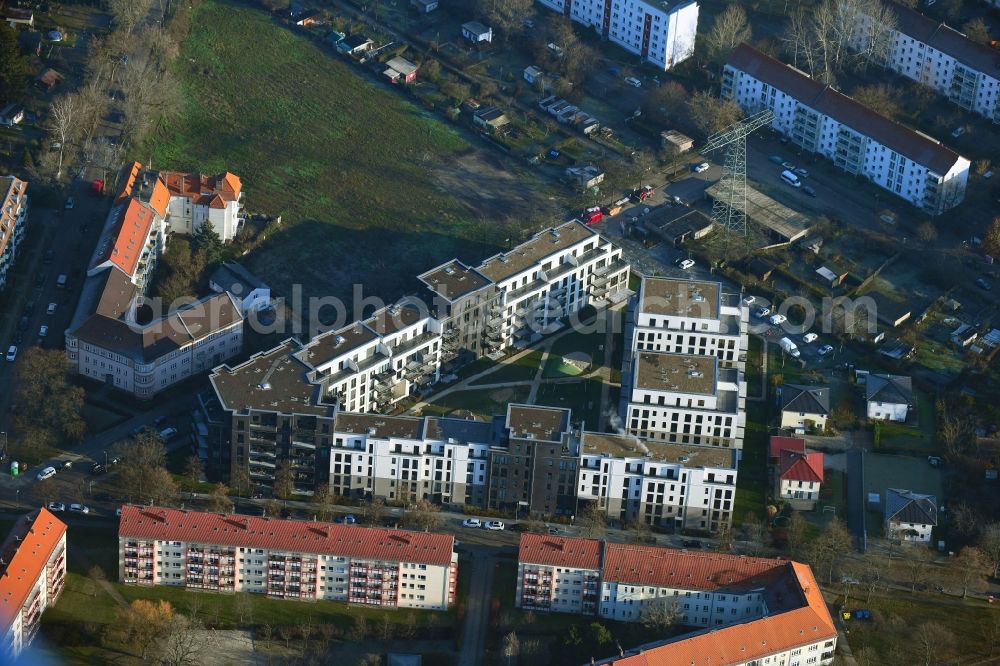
[
  {"x1": 779, "y1": 337, "x2": 801, "y2": 358},
  {"x1": 56, "y1": 274, "x2": 68, "y2": 288},
  {"x1": 780, "y1": 170, "x2": 802, "y2": 188}
]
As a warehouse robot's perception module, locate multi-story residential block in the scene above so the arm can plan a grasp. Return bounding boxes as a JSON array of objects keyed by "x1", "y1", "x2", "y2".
[
  {"x1": 722, "y1": 43, "x2": 971, "y2": 214},
  {"x1": 853, "y1": 2, "x2": 1000, "y2": 122},
  {"x1": 158, "y1": 170, "x2": 244, "y2": 241},
  {"x1": 577, "y1": 432, "x2": 736, "y2": 531},
  {"x1": 0, "y1": 508, "x2": 67, "y2": 660},
  {"x1": 628, "y1": 277, "x2": 748, "y2": 371},
  {"x1": 418, "y1": 260, "x2": 497, "y2": 365},
  {"x1": 535, "y1": 0, "x2": 700, "y2": 71},
  {"x1": 118, "y1": 505, "x2": 457, "y2": 610},
  {"x1": 0, "y1": 175, "x2": 29, "y2": 292},
  {"x1": 621, "y1": 351, "x2": 746, "y2": 448},
  {"x1": 514, "y1": 535, "x2": 837, "y2": 666},
  {"x1": 516, "y1": 533, "x2": 602, "y2": 614}
]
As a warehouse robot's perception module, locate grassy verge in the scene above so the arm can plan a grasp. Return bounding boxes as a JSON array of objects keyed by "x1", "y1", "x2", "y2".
[
  {"x1": 734, "y1": 398, "x2": 769, "y2": 525},
  {"x1": 746, "y1": 335, "x2": 763, "y2": 398},
  {"x1": 534, "y1": 378, "x2": 605, "y2": 430},
  {"x1": 470, "y1": 349, "x2": 544, "y2": 385},
  {"x1": 422, "y1": 387, "x2": 530, "y2": 420}
]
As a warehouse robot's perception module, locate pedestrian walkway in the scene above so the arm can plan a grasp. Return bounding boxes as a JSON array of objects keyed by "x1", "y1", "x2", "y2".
[{"x1": 457, "y1": 554, "x2": 495, "y2": 666}]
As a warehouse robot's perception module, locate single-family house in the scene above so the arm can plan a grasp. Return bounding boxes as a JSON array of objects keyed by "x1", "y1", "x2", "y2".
[
  {"x1": 462, "y1": 21, "x2": 492, "y2": 44},
  {"x1": 0, "y1": 103, "x2": 24, "y2": 127},
  {"x1": 34, "y1": 68, "x2": 63, "y2": 92},
  {"x1": 780, "y1": 384, "x2": 830, "y2": 431},
  {"x1": 523, "y1": 65, "x2": 544, "y2": 85},
  {"x1": 383, "y1": 57, "x2": 418, "y2": 84},
  {"x1": 411, "y1": 0, "x2": 438, "y2": 12},
  {"x1": 777, "y1": 449, "x2": 824, "y2": 510},
  {"x1": 472, "y1": 106, "x2": 509, "y2": 133},
  {"x1": 884, "y1": 488, "x2": 937, "y2": 543},
  {"x1": 209, "y1": 261, "x2": 270, "y2": 315},
  {"x1": 339, "y1": 34, "x2": 373, "y2": 55},
  {"x1": 769, "y1": 435, "x2": 805, "y2": 463},
  {"x1": 3, "y1": 6, "x2": 33, "y2": 28},
  {"x1": 565, "y1": 165, "x2": 604, "y2": 190},
  {"x1": 865, "y1": 373, "x2": 912, "y2": 422},
  {"x1": 660, "y1": 130, "x2": 694, "y2": 154}
]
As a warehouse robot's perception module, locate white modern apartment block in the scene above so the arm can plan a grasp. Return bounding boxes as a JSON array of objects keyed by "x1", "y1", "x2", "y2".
[
  {"x1": 535, "y1": 0, "x2": 700, "y2": 71},
  {"x1": 853, "y1": 2, "x2": 1000, "y2": 122},
  {"x1": 722, "y1": 43, "x2": 971, "y2": 215},
  {"x1": 159, "y1": 170, "x2": 244, "y2": 241},
  {"x1": 577, "y1": 432, "x2": 736, "y2": 531},
  {"x1": 629, "y1": 277, "x2": 748, "y2": 371},
  {"x1": 327, "y1": 412, "x2": 494, "y2": 506},
  {"x1": 0, "y1": 175, "x2": 28, "y2": 292},
  {"x1": 118, "y1": 506, "x2": 457, "y2": 610},
  {"x1": 0, "y1": 508, "x2": 67, "y2": 661},
  {"x1": 516, "y1": 533, "x2": 602, "y2": 615},
  {"x1": 477, "y1": 220, "x2": 629, "y2": 351},
  {"x1": 621, "y1": 351, "x2": 746, "y2": 449}
]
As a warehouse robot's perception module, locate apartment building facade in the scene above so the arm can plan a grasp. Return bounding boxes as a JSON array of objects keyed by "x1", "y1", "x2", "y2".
[
  {"x1": 418, "y1": 260, "x2": 497, "y2": 364},
  {"x1": 535, "y1": 0, "x2": 700, "y2": 71},
  {"x1": 514, "y1": 535, "x2": 837, "y2": 666},
  {"x1": 118, "y1": 506, "x2": 457, "y2": 610},
  {"x1": 159, "y1": 170, "x2": 244, "y2": 241},
  {"x1": 577, "y1": 432, "x2": 736, "y2": 531},
  {"x1": 516, "y1": 533, "x2": 602, "y2": 614},
  {"x1": 722, "y1": 43, "x2": 971, "y2": 215},
  {"x1": 853, "y1": 2, "x2": 1000, "y2": 122},
  {"x1": 0, "y1": 508, "x2": 67, "y2": 660},
  {"x1": 0, "y1": 175, "x2": 28, "y2": 292},
  {"x1": 628, "y1": 277, "x2": 748, "y2": 371},
  {"x1": 621, "y1": 351, "x2": 746, "y2": 448}
]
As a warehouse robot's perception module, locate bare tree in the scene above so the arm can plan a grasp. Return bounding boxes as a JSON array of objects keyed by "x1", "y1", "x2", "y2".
[
  {"x1": 851, "y1": 83, "x2": 901, "y2": 119},
  {"x1": 233, "y1": 593, "x2": 253, "y2": 625},
  {"x1": 379, "y1": 613, "x2": 394, "y2": 640},
  {"x1": 706, "y1": 5, "x2": 752, "y2": 65},
  {"x1": 108, "y1": 0, "x2": 154, "y2": 35},
  {"x1": 901, "y1": 546, "x2": 932, "y2": 593},
  {"x1": 951, "y1": 546, "x2": 987, "y2": 598},
  {"x1": 361, "y1": 497, "x2": 386, "y2": 526},
  {"x1": 624, "y1": 516, "x2": 652, "y2": 544},
  {"x1": 639, "y1": 597, "x2": 681, "y2": 632},
  {"x1": 911, "y1": 621, "x2": 954, "y2": 666},
  {"x1": 476, "y1": 0, "x2": 533, "y2": 42},
  {"x1": 806, "y1": 518, "x2": 853, "y2": 584},
  {"x1": 157, "y1": 614, "x2": 203, "y2": 666},
  {"x1": 687, "y1": 90, "x2": 744, "y2": 137},
  {"x1": 742, "y1": 512, "x2": 770, "y2": 557},
  {"x1": 47, "y1": 94, "x2": 78, "y2": 180},
  {"x1": 404, "y1": 499, "x2": 443, "y2": 532},
  {"x1": 979, "y1": 522, "x2": 1000, "y2": 579},
  {"x1": 982, "y1": 613, "x2": 1000, "y2": 659},
  {"x1": 785, "y1": 511, "x2": 809, "y2": 558},
  {"x1": 578, "y1": 502, "x2": 607, "y2": 539},
  {"x1": 311, "y1": 485, "x2": 336, "y2": 522},
  {"x1": 502, "y1": 631, "x2": 520, "y2": 666},
  {"x1": 985, "y1": 216, "x2": 1000, "y2": 259},
  {"x1": 208, "y1": 484, "x2": 234, "y2": 514}
]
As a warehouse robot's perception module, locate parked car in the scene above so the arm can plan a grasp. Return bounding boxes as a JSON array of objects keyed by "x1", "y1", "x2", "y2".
[
  {"x1": 159, "y1": 427, "x2": 179, "y2": 440},
  {"x1": 794, "y1": 168, "x2": 809, "y2": 178},
  {"x1": 976, "y1": 277, "x2": 991, "y2": 291},
  {"x1": 5, "y1": 345, "x2": 16, "y2": 362},
  {"x1": 43, "y1": 250, "x2": 54, "y2": 264},
  {"x1": 36, "y1": 466, "x2": 57, "y2": 481},
  {"x1": 951, "y1": 127, "x2": 965, "y2": 138},
  {"x1": 623, "y1": 76, "x2": 642, "y2": 88},
  {"x1": 755, "y1": 307, "x2": 771, "y2": 318},
  {"x1": 682, "y1": 539, "x2": 702, "y2": 549},
  {"x1": 781, "y1": 161, "x2": 795, "y2": 170},
  {"x1": 802, "y1": 185, "x2": 817, "y2": 198},
  {"x1": 46, "y1": 303, "x2": 57, "y2": 315},
  {"x1": 61, "y1": 460, "x2": 73, "y2": 469},
  {"x1": 769, "y1": 314, "x2": 787, "y2": 325},
  {"x1": 47, "y1": 502, "x2": 66, "y2": 512},
  {"x1": 742, "y1": 295, "x2": 756, "y2": 305},
  {"x1": 90, "y1": 463, "x2": 106, "y2": 475},
  {"x1": 768, "y1": 155, "x2": 784, "y2": 165},
  {"x1": 462, "y1": 518, "x2": 482, "y2": 528},
  {"x1": 927, "y1": 456, "x2": 943, "y2": 467},
  {"x1": 69, "y1": 504, "x2": 90, "y2": 514},
  {"x1": 38, "y1": 325, "x2": 48, "y2": 337},
  {"x1": 483, "y1": 520, "x2": 505, "y2": 531},
  {"x1": 64, "y1": 197, "x2": 74, "y2": 209},
  {"x1": 693, "y1": 162, "x2": 710, "y2": 173},
  {"x1": 677, "y1": 258, "x2": 695, "y2": 270},
  {"x1": 334, "y1": 514, "x2": 357, "y2": 524},
  {"x1": 818, "y1": 344, "x2": 834, "y2": 356},
  {"x1": 802, "y1": 333, "x2": 818, "y2": 343}
]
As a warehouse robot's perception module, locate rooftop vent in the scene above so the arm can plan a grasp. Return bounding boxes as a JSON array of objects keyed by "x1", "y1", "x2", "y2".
[
  {"x1": 257, "y1": 382, "x2": 271, "y2": 390},
  {"x1": 334, "y1": 335, "x2": 346, "y2": 345},
  {"x1": 444, "y1": 266, "x2": 456, "y2": 275}
]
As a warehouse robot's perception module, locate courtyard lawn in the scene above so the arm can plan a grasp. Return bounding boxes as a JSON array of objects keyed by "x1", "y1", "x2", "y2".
[
  {"x1": 542, "y1": 329, "x2": 605, "y2": 379},
  {"x1": 535, "y1": 378, "x2": 605, "y2": 430},
  {"x1": 152, "y1": 0, "x2": 550, "y2": 305},
  {"x1": 421, "y1": 386, "x2": 529, "y2": 420},
  {"x1": 470, "y1": 349, "x2": 544, "y2": 386}
]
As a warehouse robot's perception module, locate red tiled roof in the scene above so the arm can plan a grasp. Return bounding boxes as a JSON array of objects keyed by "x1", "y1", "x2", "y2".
[
  {"x1": 158, "y1": 171, "x2": 242, "y2": 209},
  {"x1": 116, "y1": 161, "x2": 143, "y2": 203},
  {"x1": 886, "y1": 1, "x2": 1000, "y2": 75},
  {"x1": 104, "y1": 198, "x2": 158, "y2": 278},
  {"x1": 769, "y1": 436, "x2": 805, "y2": 460},
  {"x1": 727, "y1": 43, "x2": 965, "y2": 175},
  {"x1": 118, "y1": 506, "x2": 454, "y2": 567},
  {"x1": 600, "y1": 562, "x2": 837, "y2": 666},
  {"x1": 518, "y1": 533, "x2": 601, "y2": 571},
  {"x1": 146, "y1": 178, "x2": 170, "y2": 217},
  {"x1": 0, "y1": 508, "x2": 66, "y2": 630},
  {"x1": 780, "y1": 450, "x2": 824, "y2": 484},
  {"x1": 601, "y1": 544, "x2": 785, "y2": 591}
]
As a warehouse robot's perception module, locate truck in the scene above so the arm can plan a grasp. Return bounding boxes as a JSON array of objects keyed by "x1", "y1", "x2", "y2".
[
  {"x1": 56, "y1": 274, "x2": 68, "y2": 289},
  {"x1": 779, "y1": 337, "x2": 801, "y2": 358}
]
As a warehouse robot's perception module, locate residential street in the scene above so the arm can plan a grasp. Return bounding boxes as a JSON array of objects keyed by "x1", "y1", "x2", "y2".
[{"x1": 457, "y1": 551, "x2": 496, "y2": 666}]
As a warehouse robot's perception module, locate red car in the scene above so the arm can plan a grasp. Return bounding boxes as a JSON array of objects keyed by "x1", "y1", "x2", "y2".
[
  {"x1": 90, "y1": 179, "x2": 104, "y2": 195},
  {"x1": 582, "y1": 207, "x2": 603, "y2": 225}
]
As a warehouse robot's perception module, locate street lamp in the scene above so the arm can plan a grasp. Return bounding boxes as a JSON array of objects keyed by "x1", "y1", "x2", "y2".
[{"x1": 15, "y1": 489, "x2": 19, "y2": 509}]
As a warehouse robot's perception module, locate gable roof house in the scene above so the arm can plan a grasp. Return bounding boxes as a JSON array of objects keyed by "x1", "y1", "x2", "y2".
[
  {"x1": 34, "y1": 68, "x2": 63, "y2": 91},
  {"x1": 472, "y1": 106, "x2": 509, "y2": 134},
  {"x1": 383, "y1": 56, "x2": 418, "y2": 84},
  {"x1": 884, "y1": 488, "x2": 937, "y2": 542},
  {"x1": 865, "y1": 373, "x2": 912, "y2": 422},
  {"x1": 461, "y1": 21, "x2": 492, "y2": 44},
  {"x1": 0, "y1": 103, "x2": 24, "y2": 127},
  {"x1": 158, "y1": 170, "x2": 244, "y2": 241},
  {"x1": 769, "y1": 435, "x2": 805, "y2": 462},
  {"x1": 777, "y1": 449, "x2": 824, "y2": 510},
  {"x1": 338, "y1": 34, "x2": 373, "y2": 55},
  {"x1": 780, "y1": 384, "x2": 831, "y2": 431}
]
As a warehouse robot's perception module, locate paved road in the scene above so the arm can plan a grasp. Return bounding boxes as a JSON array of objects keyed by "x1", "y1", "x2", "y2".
[
  {"x1": 846, "y1": 447, "x2": 866, "y2": 553},
  {"x1": 457, "y1": 552, "x2": 496, "y2": 666}
]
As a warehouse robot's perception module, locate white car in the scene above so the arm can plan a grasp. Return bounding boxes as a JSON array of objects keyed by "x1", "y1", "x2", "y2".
[
  {"x1": 693, "y1": 162, "x2": 710, "y2": 173},
  {"x1": 951, "y1": 127, "x2": 965, "y2": 138},
  {"x1": 47, "y1": 502, "x2": 65, "y2": 512},
  {"x1": 483, "y1": 520, "x2": 505, "y2": 531},
  {"x1": 47, "y1": 303, "x2": 57, "y2": 315},
  {"x1": 38, "y1": 325, "x2": 48, "y2": 337},
  {"x1": 769, "y1": 314, "x2": 787, "y2": 325},
  {"x1": 158, "y1": 427, "x2": 178, "y2": 440},
  {"x1": 802, "y1": 333, "x2": 818, "y2": 343},
  {"x1": 37, "y1": 466, "x2": 57, "y2": 481},
  {"x1": 818, "y1": 344, "x2": 834, "y2": 356},
  {"x1": 678, "y1": 259, "x2": 695, "y2": 270},
  {"x1": 755, "y1": 307, "x2": 771, "y2": 318},
  {"x1": 794, "y1": 168, "x2": 809, "y2": 178},
  {"x1": 69, "y1": 504, "x2": 90, "y2": 514},
  {"x1": 462, "y1": 518, "x2": 482, "y2": 528},
  {"x1": 64, "y1": 197, "x2": 74, "y2": 209},
  {"x1": 624, "y1": 76, "x2": 642, "y2": 88},
  {"x1": 742, "y1": 295, "x2": 756, "y2": 306},
  {"x1": 5, "y1": 345, "x2": 16, "y2": 362}
]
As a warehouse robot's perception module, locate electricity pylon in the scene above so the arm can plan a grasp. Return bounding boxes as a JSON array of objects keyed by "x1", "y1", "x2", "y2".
[{"x1": 702, "y1": 109, "x2": 775, "y2": 237}]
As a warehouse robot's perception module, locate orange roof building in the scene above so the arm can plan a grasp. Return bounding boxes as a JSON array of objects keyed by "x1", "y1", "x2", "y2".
[
  {"x1": 157, "y1": 170, "x2": 244, "y2": 242},
  {"x1": 0, "y1": 508, "x2": 67, "y2": 659},
  {"x1": 0, "y1": 175, "x2": 29, "y2": 292},
  {"x1": 118, "y1": 506, "x2": 457, "y2": 611},
  {"x1": 515, "y1": 535, "x2": 838, "y2": 666}
]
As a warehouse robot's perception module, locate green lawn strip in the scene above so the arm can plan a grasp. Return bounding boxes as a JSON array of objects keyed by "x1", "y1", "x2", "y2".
[
  {"x1": 422, "y1": 387, "x2": 530, "y2": 420},
  {"x1": 746, "y1": 335, "x2": 763, "y2": 398},
  {"x1": 66, "y1": 523, "x2": 121, "y2": 577},
  {"x1": 470, "y1": 350, "x2": 544, "y2": 386},
  {"x1": 542, "y1": 329, "x2": 605, "y2": 379},
  {"x1": 734, "y1": 394, "x2": 769, "y2": 524}
]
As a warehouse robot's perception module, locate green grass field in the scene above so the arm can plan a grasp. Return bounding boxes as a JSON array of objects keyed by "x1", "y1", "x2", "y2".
[
  {"x1": 421, "y1": 386, "x2": 529, "y2": 420},
  {"x1": 152, "y1": 0, "x2": 550, "y2": 304},
  {"x1": 470, "y1": 349, "x2": 544, "y2": 385}
]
